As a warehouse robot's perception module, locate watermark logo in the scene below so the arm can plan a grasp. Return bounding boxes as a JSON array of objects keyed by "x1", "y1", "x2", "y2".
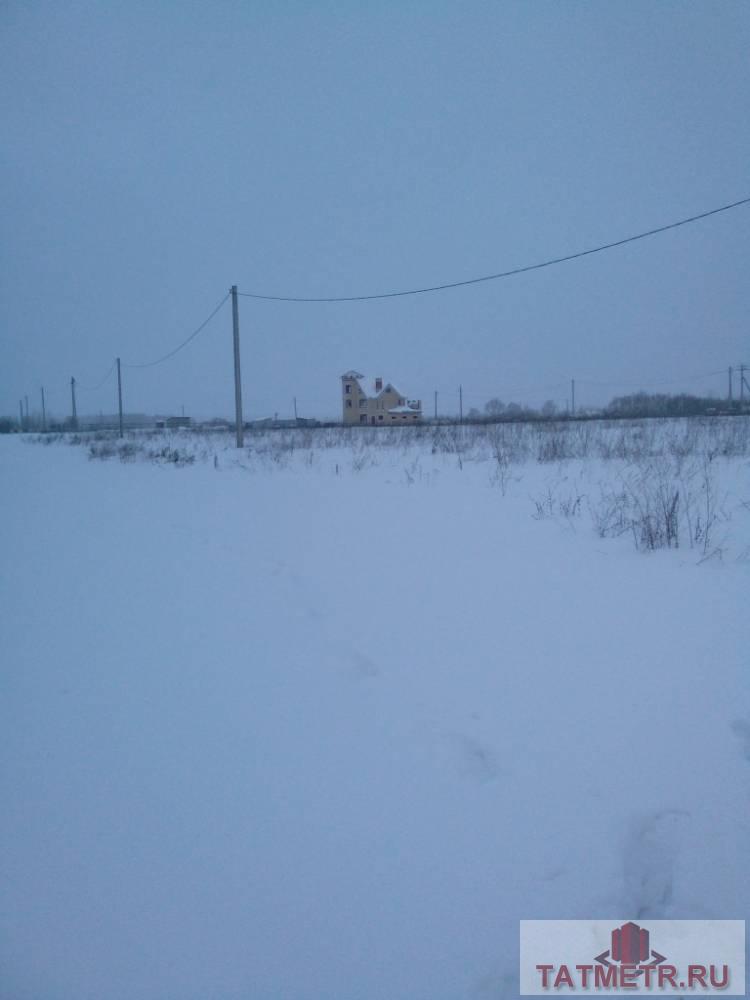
[
  {"x1": 595, "y1": 921, "x2": 667, "y2": 973},
  {"x1": 520, "y1": 920, "x2": 745, "y2": 994}
]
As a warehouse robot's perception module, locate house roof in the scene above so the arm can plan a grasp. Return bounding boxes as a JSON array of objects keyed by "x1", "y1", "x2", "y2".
[
  {"x1": 342, "y1": 372, "x2": 413, "y2": 400},
  {"x1": 375, "y1": 382, "x2": 401, "y2": 397}
]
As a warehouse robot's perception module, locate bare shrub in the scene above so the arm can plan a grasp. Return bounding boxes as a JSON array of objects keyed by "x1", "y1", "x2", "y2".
[
  {"x1": 589, "y1": 485, "x2": 632, "y2": 540},
  {"x1": 532, "y1": 487, "x2": 556, "y2": 520},
  {"x1": 403, "y1": 456, "x2": 425, "y2": 485},
  {"x1": 88, "y1": 441, "x2": 118, "y2": 460},
  {"x1": 690, "y1": 454, "x2": 726, "y2": 556},
  {"x1": 590, "y1": 462, "x2": 680, "y2": 551},
  {"x1": 351, "y1": 446, "x2": 375, "y2": 473},
  {"x1": 144, "y1": 445, "x2": 195, "y2": 466},
  {"x1": 118, "y1": 442, "x2": 139, "y2": 462},
  {"x1": 486, "y1": 428, "x2": 517, "y2": 494},
  {"x1": 531, "y1": 483, "x2": 584, "y2": 525},
  {"x1": 558, "y1": 492, "x2": 584, "y2": 521},
  {"x1": 536, "y1": 426, "x2": 571, "y2": 463}
]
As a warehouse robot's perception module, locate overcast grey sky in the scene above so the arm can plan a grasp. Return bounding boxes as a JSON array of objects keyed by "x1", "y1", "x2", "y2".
[{"x1": 2, "y1": 1, "x2": 749, "y2": 421}]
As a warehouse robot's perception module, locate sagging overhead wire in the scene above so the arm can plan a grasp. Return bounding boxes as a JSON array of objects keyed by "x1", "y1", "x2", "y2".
[
  {"x1": 432, "y1": 367, "x2": 727, "y2": 403},
  {"x1": 237, "y1": 196, "x2": 750, "y2": 303},
  {"x1": 123, "y1": 292, "x2": 230, "y2": 369},
  {"x1": 577, "y1": 368, "x2": 727, "y2": 389},
  {"x1": 77, "y1": 362, "x2": 116, "y2": 392}
]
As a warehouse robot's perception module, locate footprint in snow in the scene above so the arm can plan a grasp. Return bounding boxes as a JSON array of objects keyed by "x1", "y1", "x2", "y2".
[
  {"x1": 442, "y1": 731, "x2": 501, "y2": 784},
  {"x1": 622, "y1": 808, "x2": 691, "y2": 919},
  {"x1": 325, "y1": 640, "x2": 380, "y2": 678},
  {"x1": 473, "y1": 967, "x2": 517, "y2": 998},
  {"x1": 347, "y1": 647, "x2": 380, "y2": 678},
  {"x1": 730, "y1": 719, "x2": 750, "y2": 760}
]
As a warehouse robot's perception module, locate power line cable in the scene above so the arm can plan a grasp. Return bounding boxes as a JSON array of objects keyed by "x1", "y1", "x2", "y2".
[
  {"x1": 237, "y1": 196, "x2": 750, "y2": 303},
  {"x1": 439, "y1": 383, "x2": 567, "y2": 400},
  {"x1": 122, "y1": 292, "x2": 230, "y2": 369},
  {"x1": 433, "y1": 369, "x2": 726, "y2": 402},
  {"x1": 77, "y1": 362, "x2": 116, "y2": 392},
  {"x1": 440, "y1": 369, "x2": 724, "y2": 397},
  {"x1": 577, "y1": 368, "x2": 726, "y2": 389}
]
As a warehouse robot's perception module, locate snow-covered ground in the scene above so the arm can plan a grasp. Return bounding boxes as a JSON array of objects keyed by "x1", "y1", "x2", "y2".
[{"x1": 1, "y1": 421, "x2": 749, "y2": 999}]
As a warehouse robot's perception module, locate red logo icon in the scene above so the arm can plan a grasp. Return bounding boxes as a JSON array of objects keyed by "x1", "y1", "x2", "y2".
[{"x1": 595, "y1": 922, "x2": 667, "y2": 969}]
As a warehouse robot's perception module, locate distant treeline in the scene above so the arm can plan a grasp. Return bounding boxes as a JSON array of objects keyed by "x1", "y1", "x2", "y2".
[
  {"x1": 1, "y1": 392, "x2": 746, "y2": 434},
  {"x1": 466, "y1": 391, "x2": 743, "y2": 423},
  {"x1": 604, "y1": 392, "x2": 737, "y2": 418}
]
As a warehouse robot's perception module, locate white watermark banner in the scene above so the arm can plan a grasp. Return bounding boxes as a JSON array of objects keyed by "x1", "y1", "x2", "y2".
[{"x1": 520, "y1": 920, "x2": 745, "y2": 995}]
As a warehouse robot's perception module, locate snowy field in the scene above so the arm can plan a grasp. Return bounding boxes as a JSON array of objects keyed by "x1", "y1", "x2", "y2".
[{"x1": 1, "y1": 418, "x2": 749, "y2": 1000}]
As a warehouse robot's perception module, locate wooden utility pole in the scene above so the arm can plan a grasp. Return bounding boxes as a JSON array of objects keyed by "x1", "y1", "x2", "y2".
[
  {"x1": 459, "y1": 385, "x2": 463, "y2": 423},
  {"x1": 231, "y1": 285, "x2": 244, "y2": 447},
  {"x1": 71, "y1": 377, "x2": 78, "y2": 430},
  {"x1": 116, "y1": 358, "x2": 123, "y2": 438},
  {"x1": 293, "y1": 396, "x2": 298, "y2": 421},
  {"x1": 40, "y1": 386, "x2": 46, "y2": 432}
]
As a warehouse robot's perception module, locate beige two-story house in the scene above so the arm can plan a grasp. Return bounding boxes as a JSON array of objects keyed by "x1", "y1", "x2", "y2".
[{"x1": 341, "y1": 371, "x2": 422, "y2": 425}]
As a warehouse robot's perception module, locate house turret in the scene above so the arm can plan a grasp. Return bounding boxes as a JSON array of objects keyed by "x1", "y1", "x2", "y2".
[{"x1": 341, "y1": 371, "x2": 364, "y2": 422}]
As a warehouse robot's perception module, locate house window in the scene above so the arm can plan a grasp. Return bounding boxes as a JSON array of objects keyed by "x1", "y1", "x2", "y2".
[
  {"x1": 359, "y1": 414, "x2": 367, "y2": 423},
  {"x1": 345, "y1": 384, "x2": 351, "y2": 394},
  {"x1": 359, "y1": 398, "x2": 366, "y2": 407},
  {"x1": 346, "y1": 400, "x2": 352, "y2": 408},
  {"x1": 378, "y1": 415, "x2": 383, "y2": 421}
]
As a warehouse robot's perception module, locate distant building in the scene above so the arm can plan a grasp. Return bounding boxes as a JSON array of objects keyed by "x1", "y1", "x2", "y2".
[
  {"x1": 200, "y1": 418, "x2": 233, "y2": 430},
  {"x1": 81, "y1": 413, "x2": 151, "y2": 430},
  {"x1": 341, "y1": 371, "x2": 422, "y2": 425},
  {"x1": 247, "y1": 416, "x2": 320, "y2": 430},
  {"x1": 155, "y1": 416, "x2": 192, "y2": 430}
]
